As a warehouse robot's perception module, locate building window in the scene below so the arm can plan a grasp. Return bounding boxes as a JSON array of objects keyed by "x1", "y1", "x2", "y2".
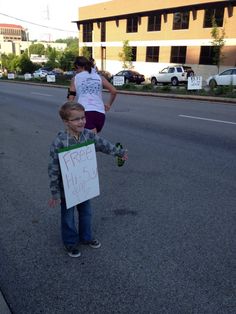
[
  {"x1": 203, "y1": 8, "x2": 224, "y2": 27},
  {"x1": 199, "y1": 46, "x2": 215, "y2": 65},
  {"x1": 146, "y1": 46, "x2": 159, "y2": 62},
  {"x1": 131, "y1": 47, "x2": 137, "y2": 61},
  {"x1": 83, "y1": 23, "x2": 93, "y2": 42},
  {"x1": 148, "y1": 15, "x2": 161, "y2": 31},
  {"x1": 101, "y1": 22, "x2": 106, "y2": 42},
  {"x1": 170, "y1": 46, "x2": 187, "y2": 63},
  {"x1": 127, "y1": 17, "x2": 138, "y2": 33},
  {"x1": 173, "y1": 12, "x2": 189, "y2": 29}
]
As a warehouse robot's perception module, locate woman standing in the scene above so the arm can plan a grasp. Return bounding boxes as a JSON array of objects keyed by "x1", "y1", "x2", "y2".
[{"x1": 68, "y1": 56, "x2": 117, "y2": 133}]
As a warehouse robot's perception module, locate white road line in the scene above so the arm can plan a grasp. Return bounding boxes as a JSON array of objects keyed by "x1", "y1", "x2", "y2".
[
  {"x1": 179, "y1": 114, "x2": 236, "y2": 125},
  {"x1": 31, "y1": 92, "x2": 52, "y2": 97}
]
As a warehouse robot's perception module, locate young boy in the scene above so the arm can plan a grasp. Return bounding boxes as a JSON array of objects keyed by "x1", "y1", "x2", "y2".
[{"x1": 48, "y1": 101, "x2": 128, "y2": 257}]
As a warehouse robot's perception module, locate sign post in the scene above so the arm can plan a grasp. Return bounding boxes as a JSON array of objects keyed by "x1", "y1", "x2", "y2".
[
  {"x1": 187, "y1": 76, "x2": 202, "y2": 90},
  {"x1": 24, "y1": 73, "x2": 32, "y2": 80},
  {"x1": 47, "y1": 75, "x2": 56, "y2": 82},
  {"x1": 7, "y1": 73, "x2": 15, "y2": 80},
  {"x1": 113, "y1": 75, "x2": 125, "y2": 86},
  {"x1": 58, "y1": 141, "x2": 100, "y2": 209}
]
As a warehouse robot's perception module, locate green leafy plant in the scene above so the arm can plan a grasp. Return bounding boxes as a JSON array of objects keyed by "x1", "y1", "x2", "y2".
[
  {"x1": 211, "y1": 17, "x2": 226, "y2": 73},
  {"x1": 142, "y1": 84, "x2": 154, "y2": 91},
  {"x1": 80, "y1": 47, "x2": 91, "y2": 60},
  {"x1": 29, "y1": 43, "x2": 45, "y2": 56},
  {"x1": 160, "y1": 85, "x2": 171, "y2": 92},
  {"x1": 118, "y1": 40, "x2": 133, "y2": 69}
]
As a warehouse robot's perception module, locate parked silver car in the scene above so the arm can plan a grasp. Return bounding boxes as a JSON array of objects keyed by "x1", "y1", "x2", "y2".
[
  {"x1": 207, "y1": 68, "x2": 236, "y2": 88},
  {"x1": 32, "y1": 69, "x2": 49, "y2": 78}
]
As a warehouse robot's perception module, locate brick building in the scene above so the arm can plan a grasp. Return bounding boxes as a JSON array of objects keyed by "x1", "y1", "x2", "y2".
[
  {"x1": 75, "y1": 0, "x2": 236, "y2": 78},
  {"x1": 0, "y1": 23, "x2": 28, "y2": 41},
  {"x1": 0, "y1": 23, "x2": 66, "y2": 58}
]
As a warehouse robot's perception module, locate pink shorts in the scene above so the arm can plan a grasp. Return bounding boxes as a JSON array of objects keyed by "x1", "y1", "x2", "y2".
[{"x1": 85, "y1": 111, "x2": 105, "y2": 133}]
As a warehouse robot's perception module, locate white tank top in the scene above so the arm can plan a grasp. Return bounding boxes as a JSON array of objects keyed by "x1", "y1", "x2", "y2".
[{"x1": 74, "y1": 71, "x2": 105, "y2": 114}]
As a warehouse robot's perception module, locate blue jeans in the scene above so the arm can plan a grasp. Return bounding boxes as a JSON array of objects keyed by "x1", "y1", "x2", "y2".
[{"x1": 60, "y1": 198, "x2": 92, "y2": 247}]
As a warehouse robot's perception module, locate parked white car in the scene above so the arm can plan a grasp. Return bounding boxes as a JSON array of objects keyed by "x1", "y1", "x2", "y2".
[
  {"x1": 32, "y1": 69, "x2": 48, "y2": 78},
  {"x1": 207, "y1": 68, "x2": 236, "y2": 88}
]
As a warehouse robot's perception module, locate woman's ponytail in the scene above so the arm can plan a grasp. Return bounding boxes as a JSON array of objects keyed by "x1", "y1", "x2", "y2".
[{"x1": 74, "y1": 56, "x2": 92, "y2": 73}]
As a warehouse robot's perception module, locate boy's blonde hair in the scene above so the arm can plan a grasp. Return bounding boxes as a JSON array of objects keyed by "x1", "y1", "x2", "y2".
[{"x1": 59, "y1": 101, "x2": 85, "y2": 120}]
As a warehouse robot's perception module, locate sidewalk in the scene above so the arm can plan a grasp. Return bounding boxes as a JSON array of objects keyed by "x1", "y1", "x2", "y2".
[{"x1": 0, "y1": 290, "x2": 11, "y2": 314}]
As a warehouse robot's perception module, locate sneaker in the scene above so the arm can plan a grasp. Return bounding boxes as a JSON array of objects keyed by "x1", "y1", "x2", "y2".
[
  {"x1": 65, "y1": 246, "x2": 81, "y2": 258},
  {"x1": 81, "y1": 239, "x2": 101, "y2": 249}
]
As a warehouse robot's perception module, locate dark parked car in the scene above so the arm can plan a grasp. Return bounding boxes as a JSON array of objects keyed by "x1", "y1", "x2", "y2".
[
  {"x1": 97, "y1": 70, "x2": 112, "y2": 81},
  {"x1": 111, "y1": 70, "x2": 145, "y2": 84},
  {"x1": 63, "y1": 71, "x2": 77, "y2": 79},
  {"x1": 182, "y1": 65, "x2": 195, "y2": 78},
  {"x1": 49, "y1": 68, "x2": 64, "y2": 77}
]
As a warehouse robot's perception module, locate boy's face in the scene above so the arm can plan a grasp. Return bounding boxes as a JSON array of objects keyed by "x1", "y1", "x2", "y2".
[{"x1": 64, "y1": 110, "x2": 86, "y2": 135}]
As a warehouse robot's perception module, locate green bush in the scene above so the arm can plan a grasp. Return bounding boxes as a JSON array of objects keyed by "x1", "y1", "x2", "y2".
[
  {"x1": 214, "y1": 85, "x2": 234, "y2": 96},
  {"x1": 160, "y1": 85, "x2": 171, "y2": 92},
  {"x1": 142, "y1": 84, "x2": 154, "y2": 91},
  {"x1": 121, "y1": 83, "x2": 138, "y2": 90}
]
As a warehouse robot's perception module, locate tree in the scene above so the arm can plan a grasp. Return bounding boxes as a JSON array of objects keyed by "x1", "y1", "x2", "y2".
[
  {"x1": 29, "y1": 43, "x2": 45, "y2": 56},
  {"x1": 1, "y1": 53, "x2": 9, "y2": 71},
  {"x1": 56, "y1": 37, "x2": 79, "y2": 53},
  {"x1": 59, "y1": 50, "x2": 77, "y2": 71},
  {"x1": 118, "y1": 40, "x2": 133, "y2": 69},
  {"x1": 1, "y1": 53, "x2": 20, "y2": 72},
  {"x1": 45, "y1": 46, "x2": 60, "y2": 69},
  {"x1": 80, "y1": 47, "x2": 91, "y2": 59},
  {"x1": 18, "y1": 53, "x2": 36, "y2": 74},
  {"x1": 211, "y1": 17, "x2": 226, "y2": 73}
]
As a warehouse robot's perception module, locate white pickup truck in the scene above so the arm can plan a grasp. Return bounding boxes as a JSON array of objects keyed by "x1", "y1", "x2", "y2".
[{"x1": 150, "y1": 65, "x2": 194, "y2": 86}]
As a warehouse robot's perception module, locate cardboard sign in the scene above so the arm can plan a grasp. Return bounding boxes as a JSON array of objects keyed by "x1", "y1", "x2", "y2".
[
  {"x1": 113, "y1": 75, "x2": 125, "y2": 86},
  {"x1": 187, "y1": 76, "x2": 202, "y2": 90},
  {"x1": 58, "y1": 141, "x2": 100, "y2": 209}
]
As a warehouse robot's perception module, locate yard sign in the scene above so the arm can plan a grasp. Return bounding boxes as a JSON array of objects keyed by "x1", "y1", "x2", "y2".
[
  {"x1": 187, "y1": 76, "x2": 202, "y2": 90},
  {"x1": 47, "y1": 75, "x2": 56, "y2": 82},
  {"x1": 58, "y1": 141, "x2": 100, "y2": 209},
  {"x1": 113, "y1": 75, "x2": 125, "y2": 86}
]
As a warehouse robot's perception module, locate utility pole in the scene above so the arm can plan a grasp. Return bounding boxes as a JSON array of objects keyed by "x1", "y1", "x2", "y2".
[
  {"x1": 46, "y1": 5, "x2": 51, "y2": 42},
  {"x1": 42, "y1": 4, "x2": 52, "y2": 42}
]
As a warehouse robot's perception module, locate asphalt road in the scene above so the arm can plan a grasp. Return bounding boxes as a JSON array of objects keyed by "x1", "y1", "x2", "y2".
[{"x1": 0, "y1": 81, "x2": 235, "y2": 314}]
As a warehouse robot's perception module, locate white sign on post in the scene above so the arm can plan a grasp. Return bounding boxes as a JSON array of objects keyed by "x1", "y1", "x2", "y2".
[
  {"x1": 113, "y1": 75, "x2": 125, "y2": 86},
  {"x1": 187, "y1": 76, "x2": 202, "y2": 90},
  {"x1": 24, "y1": 73, "x2": 32, "y2": 80},
  {"x1": 8, "y1": 73, "x2": 15, "y2": 80},
  {"x1": 47, "y1": 75, "x2": 56, "y2": 82},
  {"x1": 58, "y1": 141, "x2": 100, "y2": 209}
]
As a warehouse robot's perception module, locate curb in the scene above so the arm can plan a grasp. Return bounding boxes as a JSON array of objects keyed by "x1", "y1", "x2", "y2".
[
  {"x1": 114, "y1": 89, "x2": 236, "y2": 104},
  {"x1": 1, "y1": 79, "x2": 236, "y2": 104},
  {"x1": 0, "y1": 289, "x2": 11, "y2": 314}
]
